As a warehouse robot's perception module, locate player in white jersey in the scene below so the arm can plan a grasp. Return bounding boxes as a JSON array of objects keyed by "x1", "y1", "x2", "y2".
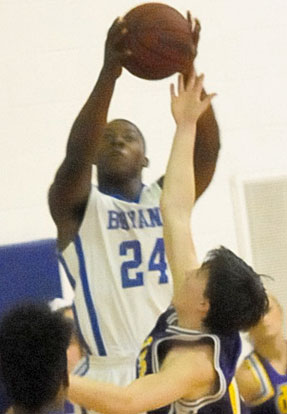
[
  {"x1": 49, "y1": 16, "x2": 220, "y2": 413},
  {"x1": 59, "y1": 182, "x2": 172, "y2": 383}
]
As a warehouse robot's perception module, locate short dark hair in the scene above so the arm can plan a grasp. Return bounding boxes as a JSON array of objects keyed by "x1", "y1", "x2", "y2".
[
  {"x1": 202, "y1": 246, "x2": 269, "y2": 335},
  {"x1": 0, "y1": 302, "x2": 73, "y2": 413}
]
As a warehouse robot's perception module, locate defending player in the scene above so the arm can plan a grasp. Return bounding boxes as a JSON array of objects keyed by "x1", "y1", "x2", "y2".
[
  {"x1": 67, "y1": 73, "x2": 268, "y2": 414},
  {"x1": 236, "y1": 294, "x2": 287, "y2": 413},
  {"x1": 0, "y1": 302, "x2": 73, "y2": 414},
  {"x1": 48, "y1": 14, "x2": 220, "y2": 410}
]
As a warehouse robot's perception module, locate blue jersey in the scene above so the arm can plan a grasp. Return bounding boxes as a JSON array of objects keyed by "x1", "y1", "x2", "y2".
[
  {"x1": 245, "y1": 351, "x2": 287, "y2": 414},
  {"x1": 137, "y1": 306, "x2": 247, "y2": 414}
]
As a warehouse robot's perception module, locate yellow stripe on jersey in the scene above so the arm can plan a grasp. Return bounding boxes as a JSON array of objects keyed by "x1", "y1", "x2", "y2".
[
  {"x1": 276, "y1": 383, "x2": 287, "y2": 414},
  {"x1": 229, "y1": 377, "x2": 241, "y2": 414},
  {"x1": 138, "y1": 336, "x2": 153, "y2": 377},
  {"x1": 247, "y1": 352, "x2": 275, "y2": 406}
]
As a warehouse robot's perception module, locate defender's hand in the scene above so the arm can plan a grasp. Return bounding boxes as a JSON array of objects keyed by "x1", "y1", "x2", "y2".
[{"x1": 170, "y1": 72, "x2": 216, "y2": 126}]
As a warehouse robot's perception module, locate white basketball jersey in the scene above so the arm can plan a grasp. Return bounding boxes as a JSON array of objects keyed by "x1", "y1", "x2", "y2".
[{"x1": 60, "y1": 181, "x2": 173, "y2": 384}]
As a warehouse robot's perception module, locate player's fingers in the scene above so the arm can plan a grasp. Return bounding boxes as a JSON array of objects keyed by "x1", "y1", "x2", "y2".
[
  {"x1": 117, "y1": 16, "x2": 127, "y2": 27},
  {"x1": 107, "y1": 17, "x2": 120, "y2": 36},
  {"x1": 194, "y1": 73, "x2": 204, "y2": 95},
  {"x1": 187, "y1": 10, "x2": 192, "y2": 33},
  {"x1": 193, "y1": 19, "x2": 201, "y2": 46},
  {"x1": 193, "y1": 19, "x2": 201, "y2": 37},
  {"x1": 109, "y1": 17, "x2": 128, "y2": 41},
  {"x1": 189, "y1": 65, "x2": 196, "y2": 79},
  {"x1": 190, "y1": 18, "x2": 200, "y2": 59},
  {"x1": 178, "y1": 74, "x2": 185, "y2": 94},
  {"x1": 170, "y1": 83, "x2": 176, "y2": 99},
  {"x1": 202, "y1": 93, "x2": 217, "y2": 111},
  {"x1": 185, "y1": 69, "x2": 196, "y2": 90},
  {"x1": 114, "y1": 24, "x2": 129, "y2": 52}
]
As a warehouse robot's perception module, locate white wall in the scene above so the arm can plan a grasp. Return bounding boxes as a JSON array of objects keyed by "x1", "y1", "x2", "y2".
[{"x1": 1, "y1": 0, "x2": 287, "y2": 265}]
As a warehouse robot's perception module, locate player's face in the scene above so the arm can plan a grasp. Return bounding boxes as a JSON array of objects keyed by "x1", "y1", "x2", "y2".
[
  {"x1": 186, "y1": 268, "x2": 208, "y2": 301},
  {"x1": 176, "y1": 268, "x2": 210, "y2": 329},
  {"x1": 249, "y1": 296, "x2": 283, "y2": 340},
  {"x1": 95, "y1": 120, "x2": 148, "y2": 179}
]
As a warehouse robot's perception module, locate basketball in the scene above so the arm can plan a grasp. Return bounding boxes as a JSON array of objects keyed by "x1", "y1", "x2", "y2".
[{"x1": 122, "y1": 3, "x2": 194, "y2": 80}]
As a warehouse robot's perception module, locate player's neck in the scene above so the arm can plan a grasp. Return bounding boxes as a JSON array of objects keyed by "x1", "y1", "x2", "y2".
[
  {"x1": 98, "y1": 176, "x2": 143, "y2": 201},
  {"x1": 177, "y1": 310, "x2": 204, "y2": 332}
]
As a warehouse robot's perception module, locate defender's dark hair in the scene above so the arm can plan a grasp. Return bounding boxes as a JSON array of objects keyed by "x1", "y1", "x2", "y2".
[
  {"x1": 202, "y1": 246, "x2": 269, "y2": 335},
  {"x1": 0, "y1": 302, "x2": 73, "y2": 413}
]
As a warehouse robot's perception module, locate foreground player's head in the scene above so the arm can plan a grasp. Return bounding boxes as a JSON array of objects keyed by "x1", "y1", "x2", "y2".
[
  {"x1": 0, "y1": 302, "x2": 73, "y2": 414},
  {"x1": 202, "y1": 246, "x2": 269, "y2": 335},
  {"x1": 95, "y1": 119, "x2": 149, "y2": 182}
]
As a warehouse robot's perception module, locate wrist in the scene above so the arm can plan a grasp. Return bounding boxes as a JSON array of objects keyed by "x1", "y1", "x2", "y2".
[
  {"x1": 100, "y1": 64, "x2": 121, "y2": 83},
  {"x1": 175, "y1": 119, "x2": 197, "y2": 132},
  {"x1": 102, "y1": 59, "x2": 122, "y2": 79}
]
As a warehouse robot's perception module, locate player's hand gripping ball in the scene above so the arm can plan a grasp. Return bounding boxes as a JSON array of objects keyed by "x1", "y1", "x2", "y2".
[{"x1": 122, "y1": 3, "x2": 200, "y2": 80}]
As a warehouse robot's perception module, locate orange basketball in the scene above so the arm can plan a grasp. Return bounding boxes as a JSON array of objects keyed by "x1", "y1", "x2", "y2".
[{"x1": 122, "y1": 3, "x2": 193, "y2": 80}]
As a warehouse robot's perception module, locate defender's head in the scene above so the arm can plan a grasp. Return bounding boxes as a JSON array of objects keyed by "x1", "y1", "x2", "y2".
[
  {"x1": 0, "y1": 302, "x2": 73, "y2": 414},
  {"x1": 202, "y1": 247, "x2": 269, "y2": 335},
  {"x1": 176, "y1": 247, "x2": 269, "y2": 335},
  {"x1": 95, "y1": 119, "x2": 149, "y2": 182}
]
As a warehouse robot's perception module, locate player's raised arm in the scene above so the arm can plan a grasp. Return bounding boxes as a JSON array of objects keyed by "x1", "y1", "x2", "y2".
[
  {"x1": 160, "y1": 73, "x2": 215, "y2": 302},
  {"x1": 158, "y1": 16, "x2": 220, "y2": 199},
  {"x1": 48, "y1": 18, "x2": 129, "y2": 250}
]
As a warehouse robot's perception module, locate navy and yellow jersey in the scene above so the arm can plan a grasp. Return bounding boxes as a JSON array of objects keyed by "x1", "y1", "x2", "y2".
[
  {"x1": 245, "y1": 351, "x2": 287, "y2": 414},
  {"x1": 137, "y1": 305, "x2": 247, "y2": 414}
]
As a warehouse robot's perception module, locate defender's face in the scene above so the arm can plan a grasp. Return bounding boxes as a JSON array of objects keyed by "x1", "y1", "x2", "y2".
[
  {"x1": 95, "y1": 120, "x2": 147, "y2": 178},
  {"x1": 186, "y1": 268, "x2": 209, "y2": 308},
  {"x1": 175, "y1": 267, "x2": 210, "y2": 329}
]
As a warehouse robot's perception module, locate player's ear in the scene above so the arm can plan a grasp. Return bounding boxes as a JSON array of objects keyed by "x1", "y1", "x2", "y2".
[
  {"x1": 143, "y1": 156, "x2": 149, "y2": 168},
  {"x1": 199, "y1": 298, "x2": 209, "y2": 315}
]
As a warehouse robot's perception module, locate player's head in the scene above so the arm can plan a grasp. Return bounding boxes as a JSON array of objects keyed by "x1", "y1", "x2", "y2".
[
  {"x1": 95, "y1": 119, "x2": 149, "y2": 182},
  {"x1": 0, "y1": 302, "x2": 73, "y2": 414},
  {"x1": 249, "y1": 294, "x2": 283, "y2": 341},
  {"x1": 201, "y1": 246, "x2": 269, "y2": 335}
]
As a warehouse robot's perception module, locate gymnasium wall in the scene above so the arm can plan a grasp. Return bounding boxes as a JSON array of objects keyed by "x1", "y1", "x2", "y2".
[{"x1": 1, "y1": 1, "x2": 286, "y2": 305}]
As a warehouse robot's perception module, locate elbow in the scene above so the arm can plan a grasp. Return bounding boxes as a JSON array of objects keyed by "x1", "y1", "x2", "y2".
[
  {"x1": 100, "y1": 390, "x2": 140, "y2": 414},
  {"x1": 106, "y1": 396, "x2": 138, "y2": 414}
]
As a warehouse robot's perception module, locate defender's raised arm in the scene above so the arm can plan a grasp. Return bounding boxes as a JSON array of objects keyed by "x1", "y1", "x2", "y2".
[{"x1": 160, "y1": 73, "x2": 215, "y2": 301}]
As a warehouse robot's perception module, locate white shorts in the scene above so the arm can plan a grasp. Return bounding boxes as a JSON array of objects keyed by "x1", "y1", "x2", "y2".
[{"x1": 66, "y1": 354, "x2": 138, "y2": 414}]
